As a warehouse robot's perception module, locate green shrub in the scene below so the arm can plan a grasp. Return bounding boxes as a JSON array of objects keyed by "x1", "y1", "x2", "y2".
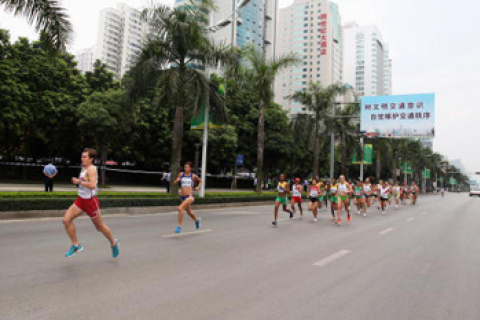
[{"x1": 0, "y1": 195, "x2": 274, "y2": 212}]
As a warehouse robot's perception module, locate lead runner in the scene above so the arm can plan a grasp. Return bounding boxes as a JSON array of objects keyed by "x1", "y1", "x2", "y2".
[{"x1": 63, "y1": 148, "x2": 120, "y2": 258}]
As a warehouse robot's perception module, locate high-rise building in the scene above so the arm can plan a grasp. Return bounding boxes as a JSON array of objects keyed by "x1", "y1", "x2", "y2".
[
  {"x1": 274, "y1": 0, "x2": 343, "y2": 115},
  {"x1": 342, "y1": 22, "x2": 392, "y2": 97},
  {"x1": 75, "y1": 46, "x2": 96, "y2": 73},
  {"x1": 175, "y1": 0, "x2": 277, "y2": 60},
  {"x1": 95, "y1": 3, "x2": 149, "y2": 78}
]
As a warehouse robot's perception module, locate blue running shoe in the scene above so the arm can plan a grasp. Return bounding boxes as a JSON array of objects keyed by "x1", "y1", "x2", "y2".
[
  {"x1": 111, "y1": 240, "x2": 120, "y2": 258},
  {"x1": 65, "y1": 244, "x2": 83, "y2": 258},
  {"x1": 175, "y1": 226, "x2": 182, "y2": 234},
  {"x1": 195, "y1": 218, "x2": 201, "y2": 230}
]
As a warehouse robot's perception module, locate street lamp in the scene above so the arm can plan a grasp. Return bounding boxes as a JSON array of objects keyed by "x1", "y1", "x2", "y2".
[{"x1": 199, "y1": 0, "x2": 251, "y2": 198}]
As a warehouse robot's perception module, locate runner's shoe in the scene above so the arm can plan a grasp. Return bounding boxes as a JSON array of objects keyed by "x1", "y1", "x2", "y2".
[
  {"x1": 272, "y1": 220, "x2": 278, "y2": 227},
  {"x1": 195, "y1": 218, "x2": 201, "y2": 230},
  {"x1": 347, "y1": 214, "x2": 352, "y2": 222},
  {"x1": 363, "y1": 213, "x2": 367, "y2": 217},
  {"x1": 65, "y1": 244, "x2": 84, "y2": 258},
  {"x1": 290, "y1": 211, "x2": 294, "y2": 219},
  {"x1": 336, "y1": 219, "x2": 342, "y2": 225},
  {"x1": 175, "y1": 226, "x2": 182, "y2": 234},
  {"x1": 111, "y1": 240, "x2": 120, "y2": 258}
]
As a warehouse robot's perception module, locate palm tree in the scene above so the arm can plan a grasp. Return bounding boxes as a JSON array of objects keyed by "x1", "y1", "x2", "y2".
[
  {"x1": 0, "y1": 0, "x2": 72, "y2": 51},
  {"x1": 242, "y1": 45, "x2": 298, "y2": 193},
  {"x1": 324, "y1": 102, "x2": 358, "y2": 179},
  {"x1": 290, "y1": 81, "x2": 346, "y2": 178},
  {"x1": 126, "y1": 0, "x2": 238, "y2": 194}
]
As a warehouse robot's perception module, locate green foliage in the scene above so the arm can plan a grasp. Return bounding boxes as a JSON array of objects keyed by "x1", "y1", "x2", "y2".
[
  {"x1": 85, "y1": 60, "x2": 119, "y2": 94},
  {"x1": 0, "y1": 0, "x2": 73, "y2": 51},
  {"x1": 0, "y1": 30, "x2": 88, "y2": 160}
]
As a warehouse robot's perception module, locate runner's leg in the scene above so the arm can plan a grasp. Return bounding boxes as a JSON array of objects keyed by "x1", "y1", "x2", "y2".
[
  {"x1": 63, "y1": 205, "x2": 83, "y2": 246},
  {"x1": 91, "y1": 212, "x2": 116, "y2": 246}
]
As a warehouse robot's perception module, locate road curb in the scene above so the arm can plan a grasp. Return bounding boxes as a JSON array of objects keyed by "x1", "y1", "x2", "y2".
[{"x1": 0, "y1": 201, "x2": 272, "y2": 220}]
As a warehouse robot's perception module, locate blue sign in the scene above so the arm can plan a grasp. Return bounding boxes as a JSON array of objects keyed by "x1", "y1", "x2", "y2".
[
  {"x1": 361, "y1": 93, "x2": 435, "y2": 138},
  {"x1": 236, "y1": 155, "x2": 245, "y2": 166}
]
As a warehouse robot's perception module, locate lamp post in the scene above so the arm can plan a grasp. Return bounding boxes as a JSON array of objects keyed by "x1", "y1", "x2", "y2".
[{"x1": 199, "y1": 0, "x2": 252, "y2": 198}]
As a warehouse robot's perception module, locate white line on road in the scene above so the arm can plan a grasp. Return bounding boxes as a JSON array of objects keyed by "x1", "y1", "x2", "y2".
[
  {"x1": 379, "y1": 228, "x2": 394, "y2": 235},
  {"x1": 407, "y1": 217, "x2": 415, "y2": 222},
  {"x1": 162, "y1": 229, "x2": 213, "y2": 238},
  {"x1": 314, "y1": 250, "x2": 350, "y2": 267}
]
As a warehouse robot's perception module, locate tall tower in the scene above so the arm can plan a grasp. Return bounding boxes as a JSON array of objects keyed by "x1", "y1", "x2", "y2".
[
  {"x1": 342, "y1": 22, "x2": 392, "y2": 97},
  {"x1": 95, "y1": 3, "x2": 150, "y2": 78},
  {"x1": 274, "y1": 0, "x2": 343, "y2": 115},
  {"x1": 175, "y1": 0, "x2": 277, "y2": 60}
]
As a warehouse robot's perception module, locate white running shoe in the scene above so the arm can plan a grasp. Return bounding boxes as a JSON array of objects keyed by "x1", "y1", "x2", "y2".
[
  {"x1": 382, "y1": 211, "x2": 386, "y2": 215},
  {"x1": 363, "y1": 213, "x2": 367, "y2": 217},
  {"x1": 313, "y1": 218, "x2": 317, "y2": 222}
]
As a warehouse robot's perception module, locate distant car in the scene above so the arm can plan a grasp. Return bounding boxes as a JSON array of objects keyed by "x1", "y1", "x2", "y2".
[{"x1": 469, "y1": 187, "x2": 480, "y2": 197}]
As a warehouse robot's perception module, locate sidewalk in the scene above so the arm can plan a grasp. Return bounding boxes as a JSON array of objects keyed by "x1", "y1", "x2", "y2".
[{"x1": 0, "y1": 183, "x2": 252, "y2": 193}]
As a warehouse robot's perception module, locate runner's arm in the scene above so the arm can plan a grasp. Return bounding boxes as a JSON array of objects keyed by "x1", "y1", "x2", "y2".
[
  {"x1": 174, "y1": 173, "x2": 182, "y2": 184},
  {"x1": 73, "y1": 167, "x2": 97, "y2": 189},
  {"x1": 193, "y1": 174, "x2": 202, "y2": 191}
]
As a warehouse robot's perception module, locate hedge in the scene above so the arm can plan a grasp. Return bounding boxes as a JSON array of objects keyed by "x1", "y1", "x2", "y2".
[
  {"x1": 0, "y1": 195, "x2": 274, "y2": 212},
  {"x1": 0, "y1": 191, "x2": 277, "y2": 199}
]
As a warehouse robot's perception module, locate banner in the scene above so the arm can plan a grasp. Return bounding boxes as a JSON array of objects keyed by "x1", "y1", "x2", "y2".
[
  {"x1": 361, "y1": 93, "x2": 435, "y2": 138},
  {"x1": 422, "y1": 168, "x2": 431, "y2": 179},
  {"x1": 352, "y1": 144, "x2": 373, "y2": 165},
  {"x1": 403, "y1": 162, "x2": 414, "y2": 175},
  {"x1": 449, "y1": 177, "x2": 457, "y2": 185},
  {"x1": 191, "y1": 83, "x2": 226, "y2": 130}
]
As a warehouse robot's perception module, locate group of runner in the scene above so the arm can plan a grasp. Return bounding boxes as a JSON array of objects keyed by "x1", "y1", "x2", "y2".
[
  {"x1": 273, "y1": 173, "x2": 420, "y2": 226},
  {"x1": 61, "y1": 148, "x2": 421, "y2": 258}
]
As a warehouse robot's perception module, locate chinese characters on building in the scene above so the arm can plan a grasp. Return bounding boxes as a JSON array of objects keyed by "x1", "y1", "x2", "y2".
[{"x1": 320, "y1": 14, "x2": 328, "y2": 56}]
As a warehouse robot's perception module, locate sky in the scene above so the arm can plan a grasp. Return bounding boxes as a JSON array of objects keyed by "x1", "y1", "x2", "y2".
[{"x1": 1, "y1": 0, "x2": 479, "y2": 175}]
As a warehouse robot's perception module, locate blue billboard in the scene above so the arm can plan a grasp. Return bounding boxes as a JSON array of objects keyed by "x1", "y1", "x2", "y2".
[{"x1": 360, "y1": 93, "x2": 435, "y2": 138}]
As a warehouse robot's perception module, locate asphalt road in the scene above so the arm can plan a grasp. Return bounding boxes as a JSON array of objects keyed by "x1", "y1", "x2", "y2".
[{"x1": 1, "y1": 193, "x2": 479, "y2": 320}]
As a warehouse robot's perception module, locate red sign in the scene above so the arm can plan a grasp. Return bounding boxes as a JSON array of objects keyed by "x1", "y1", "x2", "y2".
[{"x1": 320, "y1": 14, "x2": 328, "y2": 55}]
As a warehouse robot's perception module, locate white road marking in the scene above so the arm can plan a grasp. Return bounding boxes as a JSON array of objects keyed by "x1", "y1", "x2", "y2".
[
  {"x1": 314, "y1": 250, "x2": 350, "y2": 267},
  {"x1": 162, "y1": 229, "x2": 213, "y2": 238},
  {"x1": 379, "y1": 228, "x2": 394, "y2": 235},
  {"x1": 407, "y1": 217, "x2": 415, "y2": 222}
]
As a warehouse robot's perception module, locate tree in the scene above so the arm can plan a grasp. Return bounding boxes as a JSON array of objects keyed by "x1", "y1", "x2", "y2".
[
  {"x1": 0, "y1": 30, "x2": 88, "y2": 162},
  {"x1": 242, "y1": 45, "x2": 298, "y2": 193},
  {"x1": 85, "y1": 60, "x2": 119, "y2": 94},
  {"x1": 126, "y1": 0, "x2": 237, "y2": 194},
  {"x1": 290, "y1": 81, "x2": 346, "y2": 177},
  {"x1": 0, "y1": 0, "x2": 72, "y2": 51},
  {"x1": 77, "y1": 89, "x2": 134, "y2": 185}
]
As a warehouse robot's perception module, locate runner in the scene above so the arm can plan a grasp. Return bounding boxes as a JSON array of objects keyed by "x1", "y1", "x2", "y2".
[
  {"x1": 329, "y1": 179, "x2": 338, "y2": 222},
  {"x1": 308, "y1": 179, "x2": 320, "y2": 222},
  {"x1": 387, "y1": 181, "x2": 393, "y2": 206},
  {"x1": 272, "y1": 174, "x2": 293, "y2": 226},
  {"x1": 336, "y1": 175, "x2": 353, "y2": 225},
  {"x1": 441, "y1": 187, "x2": 445, "y2": 198},
  {"x1": 411, "y1": 182, "x2": 419, "y2": 205},
  {"x1": 393, "y1": 182, "x2": 401, "y2": 209},
  {"x1": 290, "y1": 178, "x2": 303, "y2": 219},
  {"x1": 362, "y1": 178, "x2": 373, "y2": 217},
  {"x1": 323, "y1": 180, "x2": 329, "y2": 208},
  {"x1": 174, "y1": 162, "x2": 202, "y2": 234},
  {"x1": 353, "y1": 180, "x2": 363, "y2": 215},
  {"x1": 316, "y1": 178, "x2": 325, "y2": 211},
  {"x1": 375, "y1": 180, "x2": 383, "y2": 210},
  {"x1": 379, "y1": 181, "x2": 391, "y2": 214},
  {"x1": 63, "y1": 148, "x2": 119, "y2": 258},
  {"x1": 403, "y1": 183, "x2": 410, "y2": 205}
]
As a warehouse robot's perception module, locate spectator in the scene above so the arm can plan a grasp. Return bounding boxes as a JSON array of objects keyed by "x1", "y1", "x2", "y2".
[
  {"x1": 253, "y1": 177, "x2": 257, "y2": 191},
  {"x1": 162, "y1": 171, "x2": 171, "y2": 193},
  {"x1": 43, "y1": 162, "x2": 58, "y2": 192}
]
